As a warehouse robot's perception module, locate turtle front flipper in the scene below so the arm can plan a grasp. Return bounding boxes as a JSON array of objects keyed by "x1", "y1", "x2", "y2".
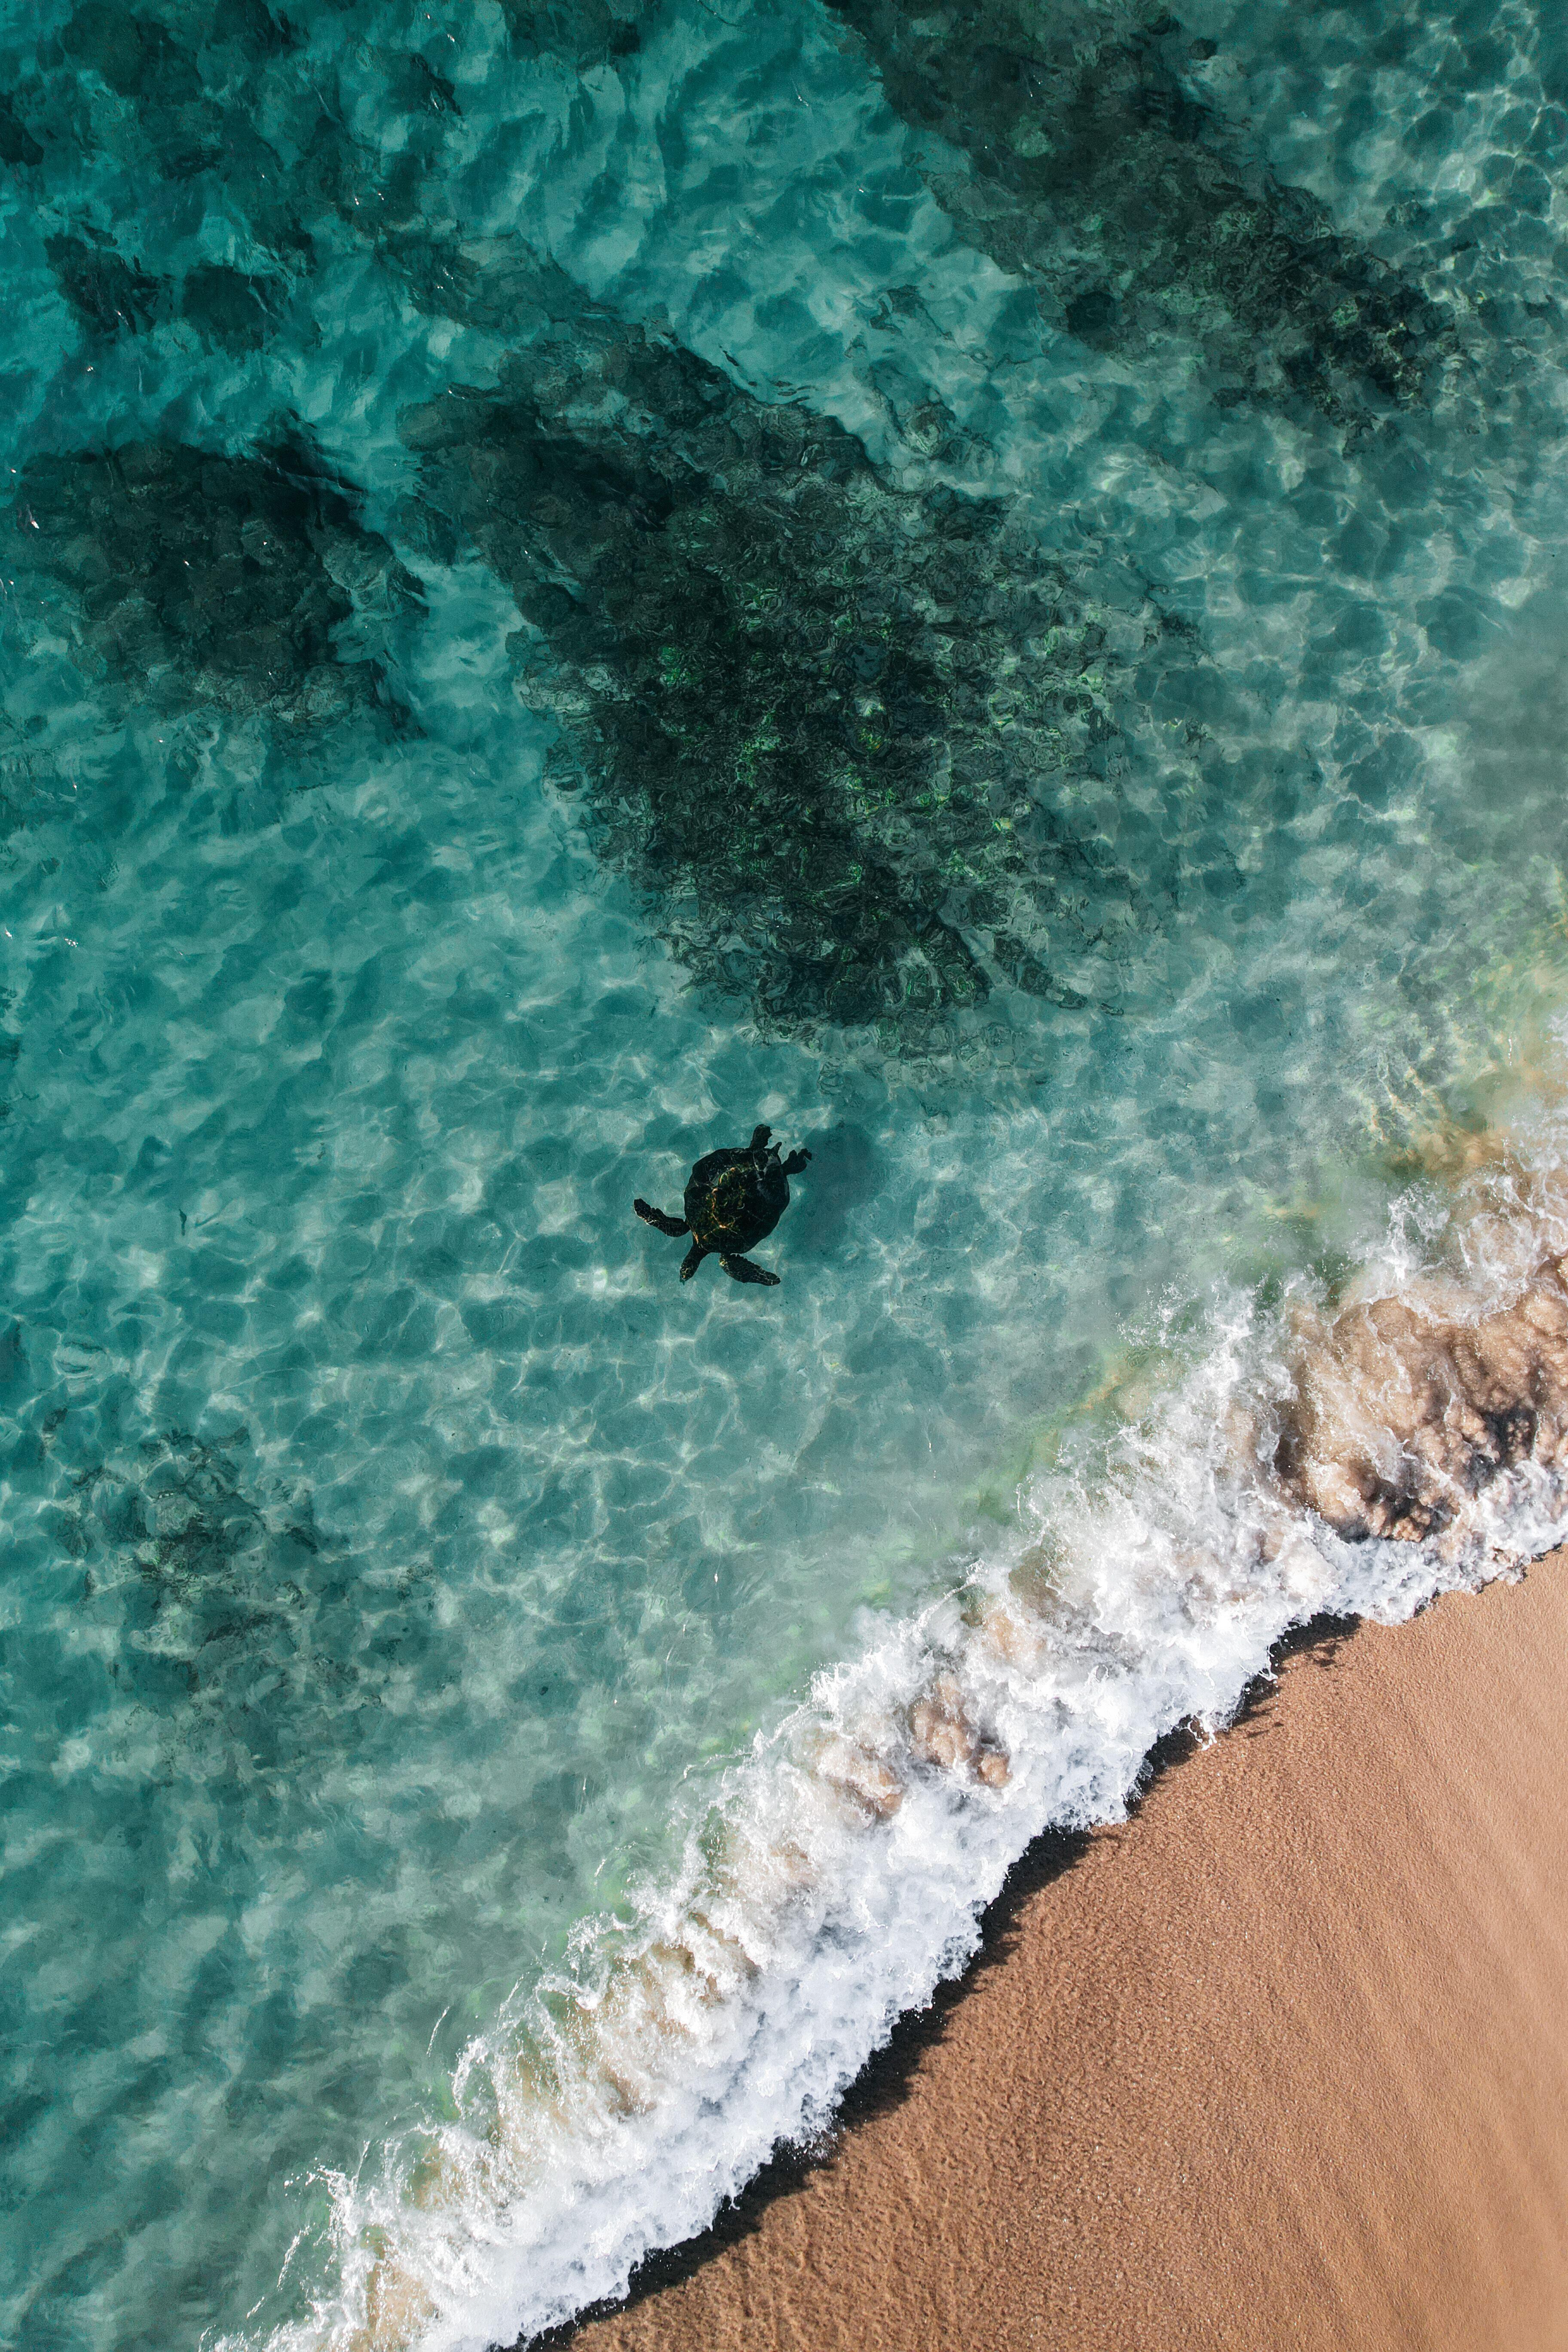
[
  {"x1": 720, "y1": 1254, "x2": 780, "y2": 1287},
  {"x1": 635, "y1": 1199, "x2": 689, "y2": 1238},
  {"x1": 749, "y1": 1124, "x2": 772, "y2": 1152},
  {"x1": 781, "y1": 1148, "x2": 812, "y2": 1176},
  {"x1": 680, "y1": 1241, "x2": 709, "y2": 1281}
]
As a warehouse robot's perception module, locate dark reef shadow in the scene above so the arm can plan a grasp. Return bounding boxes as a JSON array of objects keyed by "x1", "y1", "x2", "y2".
[{"x1": 514, "y1": 1608, "x2": 1360, "y2": 2350}]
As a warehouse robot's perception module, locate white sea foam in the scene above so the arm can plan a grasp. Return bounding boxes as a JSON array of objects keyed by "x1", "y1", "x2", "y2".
[{"x1": 245, "y1": 1098, "x2": 1568, "y2": 2352}]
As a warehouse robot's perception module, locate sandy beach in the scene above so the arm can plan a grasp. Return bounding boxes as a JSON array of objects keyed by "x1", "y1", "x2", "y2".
[{"x1": 564, "y1": 1556, "x2": 1568, "y2": 2352}]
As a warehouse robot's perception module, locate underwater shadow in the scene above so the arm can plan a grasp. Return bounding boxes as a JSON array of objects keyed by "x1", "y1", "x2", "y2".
[
  {"x1": 521, "y1": 1606, "x2": 1362, "y2": 2350},
  {"x1": 791, "y1": 1122, "x2": 882, "y2": 1257}
]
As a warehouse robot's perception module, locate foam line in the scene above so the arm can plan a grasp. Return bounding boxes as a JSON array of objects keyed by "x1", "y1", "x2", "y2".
[{"x1": 245, "y1": 1107, "x2": 1568, "y2": 2352}]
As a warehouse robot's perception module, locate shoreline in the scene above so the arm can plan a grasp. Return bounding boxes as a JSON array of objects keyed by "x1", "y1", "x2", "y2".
[{"x1": 558, "y1": 1555, "x2": 1568, "y2": 2352}]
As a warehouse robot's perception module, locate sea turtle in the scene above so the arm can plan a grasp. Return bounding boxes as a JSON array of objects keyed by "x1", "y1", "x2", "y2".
[{"x1": 634, "y1": 1124, "x2": 812, "y2": 1286}]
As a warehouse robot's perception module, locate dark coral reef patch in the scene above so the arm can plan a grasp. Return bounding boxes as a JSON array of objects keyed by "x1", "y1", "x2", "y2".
[
  {"x1": 45, "y1": 1425, "x2": 394, "y2": 1776},
  {"x1": 828, "y1": 0, "x2": 1452, "y2": 431},
  {"x1": 43, "y1": 230, "x2": 165, "y2": 338},
  {"x1": 8, "y1": 434, "x2": 418, "y2": 726},
  {"x1": 42, "y1": 234, "x2": 286, "y2": 350},
  {"x1": 496, "y1": 0, "x2": 644, "y2": 65},
  {"x1": 402, "y1": 305, "x2": 1165, "y2": 1052}
]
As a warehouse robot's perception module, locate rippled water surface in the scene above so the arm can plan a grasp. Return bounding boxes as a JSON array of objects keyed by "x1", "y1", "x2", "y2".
[{"x1": 3, "y1": 1, "x2": 1568, "y2": 2346}]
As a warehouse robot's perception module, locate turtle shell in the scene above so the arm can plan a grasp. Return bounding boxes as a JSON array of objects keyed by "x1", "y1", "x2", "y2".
[{"x1": 683, "y1": 1147, "x2": 788, "y2": 1255}]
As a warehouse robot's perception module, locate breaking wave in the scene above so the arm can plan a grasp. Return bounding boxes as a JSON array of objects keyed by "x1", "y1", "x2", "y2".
[{"x1": 249, "y1": 1081, "x2": 1568, "y2": 2352}]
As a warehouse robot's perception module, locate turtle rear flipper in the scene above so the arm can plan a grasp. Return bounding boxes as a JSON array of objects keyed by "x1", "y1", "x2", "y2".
[
  {"x1": 721, "y1": 1254, "x2": 780, "y2": 1287},
  {"x1": 680, "y1": 1241, "x2": 708, "y2": 1281},
  {"x1": 635, "y1": 1198, "x2": 689, "y2": 1237}
]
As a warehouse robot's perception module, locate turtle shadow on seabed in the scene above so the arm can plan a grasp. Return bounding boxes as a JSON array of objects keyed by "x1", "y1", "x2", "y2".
[{"x1": 786, "y1": 1124, "x2": 882, "y2": 1259}]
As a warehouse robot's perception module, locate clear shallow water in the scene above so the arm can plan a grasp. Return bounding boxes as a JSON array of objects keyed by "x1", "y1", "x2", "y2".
[{"x1": 2, "y1": 0, "x2": 1568, "y2": 2346}]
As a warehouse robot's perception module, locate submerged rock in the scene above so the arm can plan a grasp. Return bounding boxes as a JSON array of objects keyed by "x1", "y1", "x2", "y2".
[
  {"x1": 41, "y1": 236, "x2": 276, "y2": 350},
  {"x1": 497, "y1": 0, "x2": 644, "y2": 64},
  {"x1": 9, "y1": 434, "x2": 418, "y2": 726},
  {"x1": 403, "y1": 306, "x2": 1164, "y2": 1052},
  {"x1": 42, "y1": 1426, "x2": 399, "y2": 1780},
  {"x1": 1274, "y1": 1262, "x2": 1568, "y2": 1543},
  {"x1": 0, "y1": 89, "x2": 44, "y2": 167},
  {"x1": 828, "y1": 0, "x2": 1452, "y2": 429},
  {"x1": 178, "y1": 260, "x2": 282, "y2": 351},
  {"x1": 44, "y1": 230, "x2": 164, "y2": 337},
  {"x1": 909, "y1": 1672, "x2": 1010, "y2": 1785},
  {"x1": 60, "y1": 1, "x2": 202, "y2": 104},
  {"x1": 29, "y1": 0, "x2": 444, "y2": 274},
  {"x1": 813, "y1": 1728, "x2": 906, "y2": 1820}
]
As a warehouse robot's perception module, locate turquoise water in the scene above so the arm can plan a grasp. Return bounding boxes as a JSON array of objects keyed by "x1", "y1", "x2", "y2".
[{"x1": 3, "y1": 1, "x2": 1568, "y2": 2346}]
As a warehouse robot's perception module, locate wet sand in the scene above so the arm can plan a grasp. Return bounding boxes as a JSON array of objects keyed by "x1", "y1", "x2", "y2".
[{"x1": 565, "y1": 1555, "x2": 1568, "y2": 2352}]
